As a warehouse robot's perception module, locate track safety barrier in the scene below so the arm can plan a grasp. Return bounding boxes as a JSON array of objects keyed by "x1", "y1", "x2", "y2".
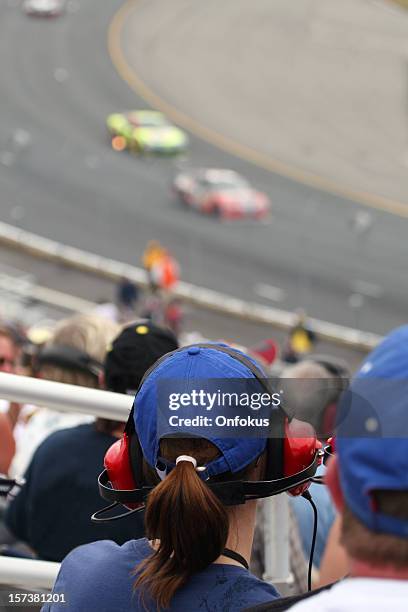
[{"x1": 0, "y1": 221, "x2": 381, "y2": 350}]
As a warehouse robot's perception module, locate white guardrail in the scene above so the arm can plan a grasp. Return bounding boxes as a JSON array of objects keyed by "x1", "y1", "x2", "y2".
[
  {"x1": 0, "y1": 372, "x2": 132, "y2": 421},
  {"x1": 0, "y1": 557, "x2": 59, "y2": 590},
  {"x1": 0, "y1": 221, "x2": 381, "y2": 351},
  {"x1": 0, "y1": 373, "x2": 131, "y2": 590},
  {"x1": 0, "y1": 372, "x2": 291, "y2": 592}
]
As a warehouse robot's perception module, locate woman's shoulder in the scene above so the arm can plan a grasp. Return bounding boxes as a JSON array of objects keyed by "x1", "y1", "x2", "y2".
[
  {"x1": 224, "y1": 569, "x2": 280, "y2": 603},
  {"x1": 54, "y1": 538, "x2": 151, "y2": 591},
  {"x1": 46, "y1": 539, "x2": 151, "y2": 611},
  {"x1": 222, "y1": 570, "x2": 280, "y2": 610},
  {"x1": 63, "y1": 537, "x2": 150, "y2": 568},
  {"x1": 186, "y1": 565, "x2": 280, "y2": 611}
]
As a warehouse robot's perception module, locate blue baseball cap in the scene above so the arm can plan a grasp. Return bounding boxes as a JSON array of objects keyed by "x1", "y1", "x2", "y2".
[
  {"x1": 133, "y1": 344, "x2": 269, "y2": 478},
  {"x1": 336, "y1": 325, "x2": 408, "y2": 538}
]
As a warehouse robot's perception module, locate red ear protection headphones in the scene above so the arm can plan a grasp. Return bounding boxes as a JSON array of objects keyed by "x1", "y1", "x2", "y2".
[{"x1": 93, "y1": 344, "x2": 324, "y2": 522}]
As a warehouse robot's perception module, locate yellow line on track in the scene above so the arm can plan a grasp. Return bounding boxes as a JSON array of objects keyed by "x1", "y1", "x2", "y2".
[{"x1": 108, "y1": 0, "x2": 408, "y2": 218}]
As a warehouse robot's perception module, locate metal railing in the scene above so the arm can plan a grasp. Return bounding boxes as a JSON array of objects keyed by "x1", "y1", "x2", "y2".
[
  {"x1": 0, "y1": 558, "x2": 59, "y2": 590},
  {"x1": 0, "y1": 373, "x2": 131, "y2": 590},
  {"x1": 0, "y1": 373, "x2": 132, "y2": 421}
]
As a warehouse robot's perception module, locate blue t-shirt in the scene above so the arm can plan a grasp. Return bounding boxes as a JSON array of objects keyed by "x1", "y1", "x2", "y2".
[
  {"x1": 41, "y1": 538, "x2": 279, "y2": 612},
  {"x1": 5, "y1": 423, "x2": 144, "y2": 561}
]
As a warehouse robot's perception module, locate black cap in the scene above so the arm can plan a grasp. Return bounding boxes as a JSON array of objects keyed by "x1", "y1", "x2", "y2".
[{"x1": 104, "y1": 321, "x2": 179, "y2": 395}]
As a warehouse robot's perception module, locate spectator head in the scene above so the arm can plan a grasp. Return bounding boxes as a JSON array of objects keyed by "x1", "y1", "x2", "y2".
[
  {"x1": 131, "y1": 344, "x2": 269, "y2": 608},
  {"x1": 326, "y1": 326, "x2": 408, "y2": 573},
  {"x1": 37, "y1": 314, "x2": 119, "y2": 389},
  {"x1": 103, "y1": 321, "x2": 178, "y2": 395},
  {"x1": 0, "y1": 325, "x2": 20, "y2": 374},
  {"x1": 97, "y1": 321, "x2": 178, "y2": 436},
  {"x1": 280, "y1": 356, "x2": 349, "y2": 437}
]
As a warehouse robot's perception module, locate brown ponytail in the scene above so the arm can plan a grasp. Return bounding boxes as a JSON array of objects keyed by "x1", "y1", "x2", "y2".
[{"x1": 134, "y1": 440, "x2": 229, "y2": 609}]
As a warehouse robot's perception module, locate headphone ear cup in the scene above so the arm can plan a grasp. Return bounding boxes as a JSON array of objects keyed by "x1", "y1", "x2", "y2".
[
  {"x1": 104, "y1": 433, "x2": 142, "y2": 509},
  {"x1": 284, "y1": 419, "x2": 321, "y2": 496}
]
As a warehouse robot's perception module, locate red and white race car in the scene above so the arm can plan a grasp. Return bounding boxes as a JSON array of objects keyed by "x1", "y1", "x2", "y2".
[{"x1": 173, "y1": 168, "x2": 270, "y2": 220}]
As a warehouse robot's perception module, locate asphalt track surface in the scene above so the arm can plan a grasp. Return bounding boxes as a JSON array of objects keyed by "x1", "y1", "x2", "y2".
[
  {"x1": 0, "y1": 0, "x2": 407, "y2": 336},
  {"x1": 116, "y1": 0, "x2": 408, "y2": 209}
]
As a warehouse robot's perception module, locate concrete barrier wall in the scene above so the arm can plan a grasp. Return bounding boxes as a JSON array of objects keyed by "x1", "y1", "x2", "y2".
[{"x1": 0, "y1": 221, "x2": 381, "y2": 351}]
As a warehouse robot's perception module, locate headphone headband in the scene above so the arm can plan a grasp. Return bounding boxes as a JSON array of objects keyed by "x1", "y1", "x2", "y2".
[
  {"x1": 96, "y1": 450, "x2": 321, "y2": 511},
  {"x1": 92, "y1": 342, "x2": 323, "y2": 521}
]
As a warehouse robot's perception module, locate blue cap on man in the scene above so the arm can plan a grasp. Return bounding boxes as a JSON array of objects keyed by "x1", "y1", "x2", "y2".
[{"x1": 336, "y1": 325, "x2": 408, "y2": 538}]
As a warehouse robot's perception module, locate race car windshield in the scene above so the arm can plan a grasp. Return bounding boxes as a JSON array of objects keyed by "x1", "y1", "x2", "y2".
[
  {"x1": 140, "y1": 120, "x2": 169, "y2": 127},
  {"x1": 127, "y1": 114, "x2": 169, "y2": 128},
  {"x1": 211, "y1": 179, "x2": 249, "y2": 190},
  {"x1": 31, "y1": 0, "x2": 58, "y2": 6}
]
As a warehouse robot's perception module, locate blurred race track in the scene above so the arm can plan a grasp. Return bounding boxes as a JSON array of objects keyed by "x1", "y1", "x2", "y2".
[
  {"x1": 0, "y1": 0, "x2": 407, "y2": 335},
  {"x1": 0, "y1": 245, "x2": 367, "y2": 371}
]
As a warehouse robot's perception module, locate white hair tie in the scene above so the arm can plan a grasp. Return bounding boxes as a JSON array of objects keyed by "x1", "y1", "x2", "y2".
[{"x1": 176, "y1": 455, "x2": 197, "y2": 468}]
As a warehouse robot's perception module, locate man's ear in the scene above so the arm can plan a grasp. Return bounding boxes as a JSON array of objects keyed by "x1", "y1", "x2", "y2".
[
  {"x1": 325, "y1": 454, "x2": 344, "y2": 512},
  {"x1": 99, "y1": 371, "x2": 105, "y2": 390}
]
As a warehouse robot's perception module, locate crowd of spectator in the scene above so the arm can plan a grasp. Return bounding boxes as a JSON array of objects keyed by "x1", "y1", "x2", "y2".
[{"x1": 0, "y1": 305, "x2": 406, "y2": 611}]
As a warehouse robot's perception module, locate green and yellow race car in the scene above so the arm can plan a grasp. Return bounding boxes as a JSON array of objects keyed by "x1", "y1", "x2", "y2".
[{"x1": 106, "y1": 110, "x2": 188, "y2": 155}]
